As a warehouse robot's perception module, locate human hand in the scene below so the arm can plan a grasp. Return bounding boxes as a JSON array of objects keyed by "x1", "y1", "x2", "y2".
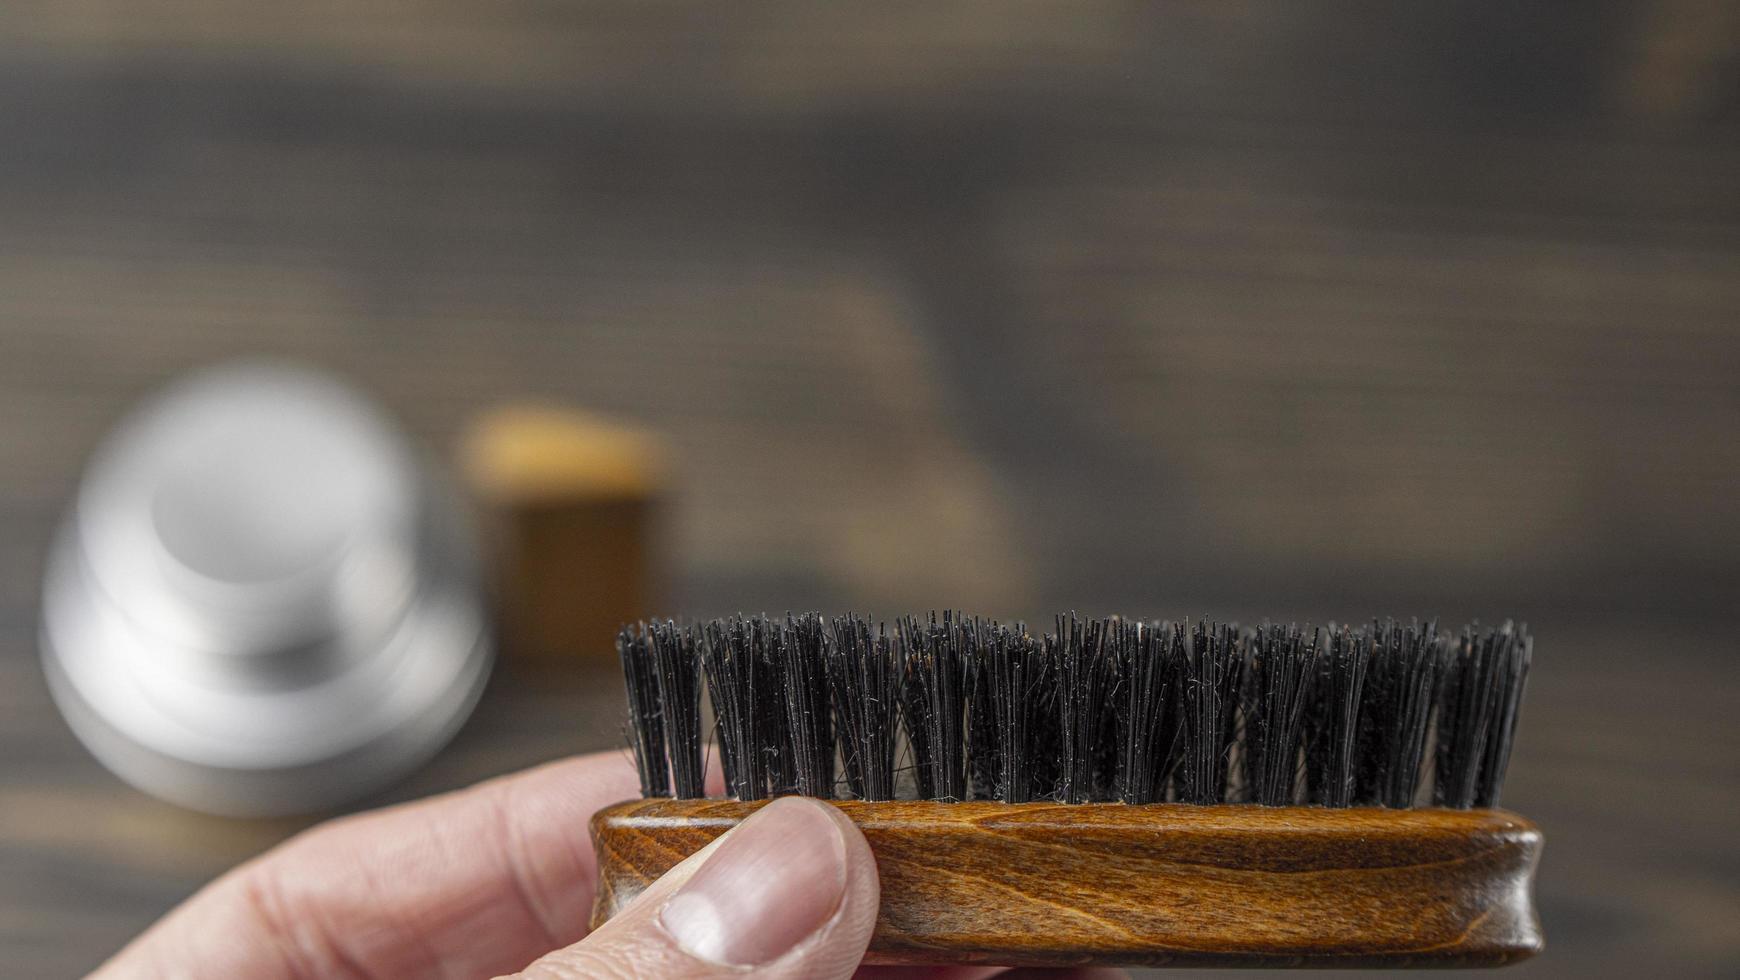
[{"x1": 92, "y1": 751, "x2": 1127, "y2": 979}]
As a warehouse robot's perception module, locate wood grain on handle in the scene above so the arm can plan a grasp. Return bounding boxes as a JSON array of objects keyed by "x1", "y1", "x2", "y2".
[{"x1": 591, "y1": 799, "x2": 1542, "y2": 968}]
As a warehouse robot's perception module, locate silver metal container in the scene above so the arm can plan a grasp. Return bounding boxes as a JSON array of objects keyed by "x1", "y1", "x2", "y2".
[{"x1": 41, "y1": 363, "x2": 493, "y2": 816}]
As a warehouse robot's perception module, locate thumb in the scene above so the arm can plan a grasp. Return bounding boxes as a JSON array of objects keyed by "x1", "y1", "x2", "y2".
[{"x1": 507, "y1": 797, "x2": 879, "y2": 979}]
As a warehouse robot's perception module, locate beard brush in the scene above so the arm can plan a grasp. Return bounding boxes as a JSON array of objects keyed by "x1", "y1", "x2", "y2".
[{"x1": 591, "y1": 613, "x2": 1539, "y2": 969}]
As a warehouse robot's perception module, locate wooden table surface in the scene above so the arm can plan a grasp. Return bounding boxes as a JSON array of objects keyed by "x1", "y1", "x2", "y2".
[{"x1": 3, "y1": 2, "x2": 1739, "y2": 976}]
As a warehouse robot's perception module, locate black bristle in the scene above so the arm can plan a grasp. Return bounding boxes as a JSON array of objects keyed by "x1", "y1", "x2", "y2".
[
  {"x1": 1475, "y1": 622, "x2": 1530, "y2": 808},
  {"x1": 1434, "y1": 623, "x2": 1499, "y2": 808},
  {"x1": 898, "y1": 612, "x2": 969, "y2": 802},
  {"x1": 1114, "y1": 619, "x2": 1182, "y2": 804},
  {"x1": 753, "y1": 617, "x2": 797, "y2": 796},
  {"x1": 1089, "y1": 623, "x2": 1126, "y2": 801},
  {"x1": 647, "y1": 619, "x2": 705, "y2": 798},
  {"x1": 1242, "y1": 624, "x2": 1321, "y2": 806},
  {"x1": 978, "y1": 620, "x2": 1048, "y2": 802},
  {"x1": 779, "y1": 613, "x2": 836, "y2": 798},
  {"x1": 1356, "y1": 619, "x2": 1443, "y2": 808},
  {"x1": 1435, "y1": 621, "x2": 1533, "y2": 809},
  {"x1": 1305, "y1": 624, "x2": 1370, "y2": 807},
  {"x1": 965, "y1": 622, "x2": 1001, "y2": 799},
  {"x1": 1024, "y1": 625, "x2": 1065, "y2": 801},
  {"x1": 616, "y1": 624, "x2": 670, "y2": 797},
  {"x1": 827, "y1": 614, "x2": 901, "y2": 801},
  {"x1": 900, "y1": 620, "x2": 937, "y2": 800},
  {"x1": 1056, "y1": 613, "x2": 1119, "y2": 803},
  {"x1": 701, "y1": 617, "x2": 764, "y2": 800},
  {"x1": 1177, "y1": 621, "x2": 1245, "y2": 805},
  {"x1": 614, "y1": 610, "x2": 1531, "y2": 810}
]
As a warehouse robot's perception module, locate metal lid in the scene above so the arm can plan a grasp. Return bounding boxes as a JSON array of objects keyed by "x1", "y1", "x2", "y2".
[{"x1": 41, "y1": 363, "x2": 493, "y2": 816}]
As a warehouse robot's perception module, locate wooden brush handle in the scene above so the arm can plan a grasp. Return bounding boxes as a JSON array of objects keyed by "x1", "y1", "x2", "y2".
[{"x1": 591, "y1": 799, "x2": 1542, "y2": 968}]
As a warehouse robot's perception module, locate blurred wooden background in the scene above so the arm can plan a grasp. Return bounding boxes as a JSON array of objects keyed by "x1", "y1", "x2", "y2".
[{"x1": 2, "y1": 2, "x2": 1737, "y2": 976}]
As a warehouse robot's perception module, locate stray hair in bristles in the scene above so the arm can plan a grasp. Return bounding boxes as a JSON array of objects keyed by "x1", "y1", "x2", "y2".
[{"x1": 615, "y1": 612, "x2": 1532, "y2": 809}]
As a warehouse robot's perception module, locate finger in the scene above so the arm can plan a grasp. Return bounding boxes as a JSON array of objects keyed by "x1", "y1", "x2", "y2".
[
  {"x1": 511, "y1": 796, "x2": 878, "y2": 979},
  {"x1": 93, "y1": 751, "x2": 646, "y2": 979}
]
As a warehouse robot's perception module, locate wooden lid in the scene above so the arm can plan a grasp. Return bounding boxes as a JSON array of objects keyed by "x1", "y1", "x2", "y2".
[{"x1": 460, "y1": 404, "x2": 666, "y2": 505}]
